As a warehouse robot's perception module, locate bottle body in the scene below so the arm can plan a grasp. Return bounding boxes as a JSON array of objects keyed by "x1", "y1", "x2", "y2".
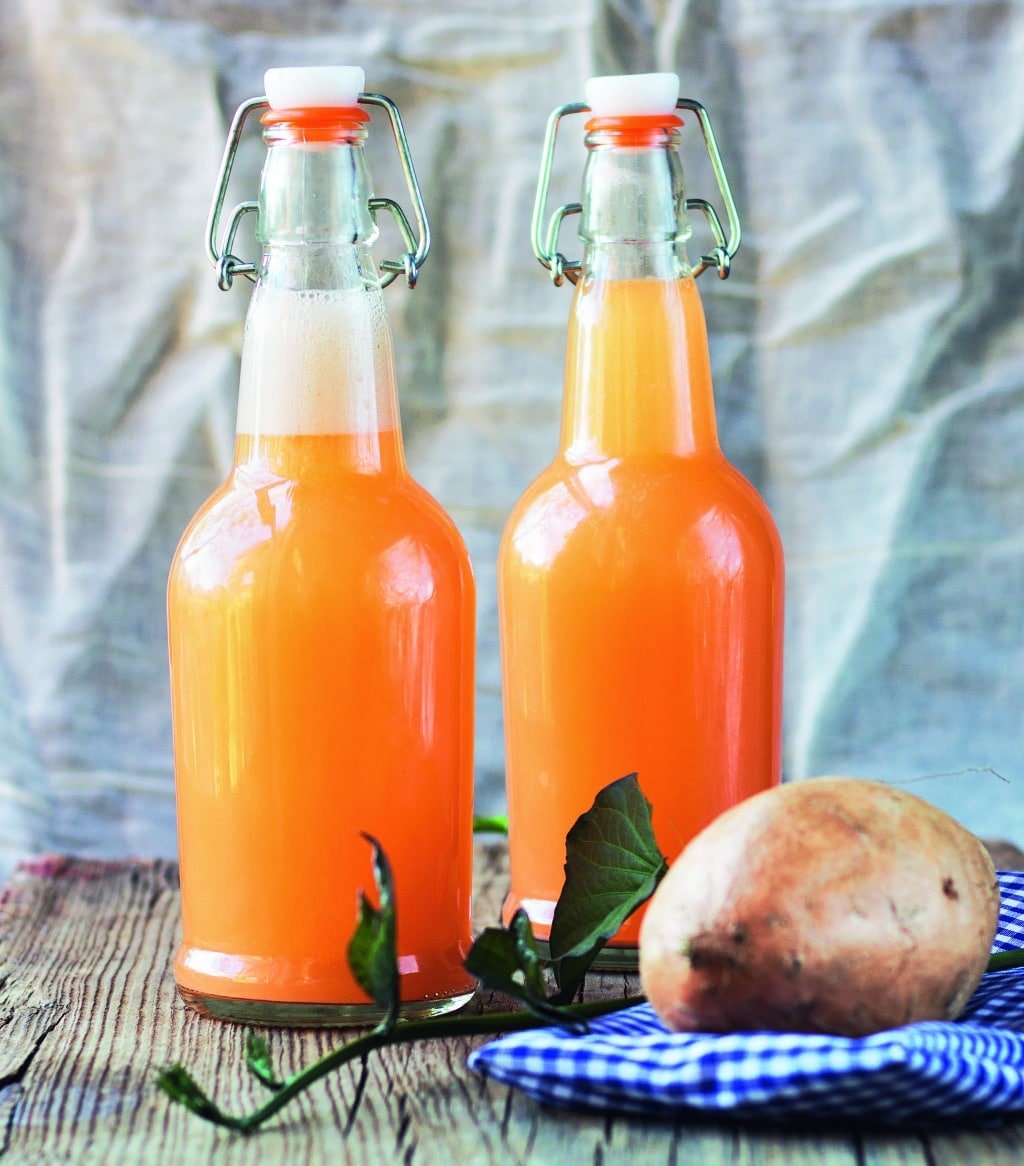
[
  {"x1": 168, "y1": 445, "x2": 476, "y2": 1019},
  {"x1": 168, "y1": 110, "x2": 475, "y2": 1023},
  {"x1": 500, "y1": 130, "x2": 783, "y2": 956}
]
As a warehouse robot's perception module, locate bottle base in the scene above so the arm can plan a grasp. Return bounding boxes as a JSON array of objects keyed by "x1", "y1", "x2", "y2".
[
  {"x1": 531, "y1": 938, "x2": 639, "y2": 973},
  {"x1": 503, "y1": 892, "x2": 639, "y2": 972},
  {"x1": 177, "y1": 985, "x2": 477, "y2": 1027}
]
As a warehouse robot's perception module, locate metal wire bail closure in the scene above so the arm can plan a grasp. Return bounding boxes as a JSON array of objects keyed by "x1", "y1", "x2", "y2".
[
  {"x1": 531, "y1": 98, "x2": 742, "y2": 287},
  {"x1": 205, "y1": 92, "x2": 431, "y2": 291}
]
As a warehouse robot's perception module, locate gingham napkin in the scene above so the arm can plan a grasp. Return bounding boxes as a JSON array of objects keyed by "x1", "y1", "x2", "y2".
[{"x1": 468, "y1": 871, "x2": 1024, "y2": 1125}]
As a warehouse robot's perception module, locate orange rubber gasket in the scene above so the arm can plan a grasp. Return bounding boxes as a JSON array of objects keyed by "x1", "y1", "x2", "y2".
[
  {"x1": 584, "y1": 113, "x2": 683, "y2": 146},
  {"x1": 261, "y1": 106, "x2": 370, "y2": 142}
]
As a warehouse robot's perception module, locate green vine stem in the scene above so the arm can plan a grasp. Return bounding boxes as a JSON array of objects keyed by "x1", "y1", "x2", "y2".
[
  {"x1": 985, "y1": 949, "x2": 1024, "y2": 973},
  {"x1": 158, "y1": 994, "x2": 643, "y2": 1133}
]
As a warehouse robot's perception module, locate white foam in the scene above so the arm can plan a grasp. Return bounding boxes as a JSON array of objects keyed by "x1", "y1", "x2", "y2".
[
  {"x1": 585, "y1": 73, "x2": 680, "y2": 117},
  {"x1": 237, "y1": 285, "x2": 399, "y2": 436},
  {"x1": 264, "y1": 66, "x2": 365, "y2": 111}
]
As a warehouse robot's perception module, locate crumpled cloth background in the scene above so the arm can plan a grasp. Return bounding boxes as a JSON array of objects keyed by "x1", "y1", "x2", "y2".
[{"x1": 0, "y1": 0, "x2": 1021, "y2": 871}]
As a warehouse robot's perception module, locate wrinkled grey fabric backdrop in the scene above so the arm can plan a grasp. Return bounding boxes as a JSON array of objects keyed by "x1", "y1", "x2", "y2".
[{"x1": 0, "y1": 0, "x2": 1021, "y2": 872}]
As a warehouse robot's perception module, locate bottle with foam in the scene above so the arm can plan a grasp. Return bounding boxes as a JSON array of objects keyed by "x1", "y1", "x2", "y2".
[
  {"x1": 168, "y1": 67, "x2": 476, "y2": 1023},
  {"x1": 500, "y1": 74, "x2": 784, "y2": 966}
]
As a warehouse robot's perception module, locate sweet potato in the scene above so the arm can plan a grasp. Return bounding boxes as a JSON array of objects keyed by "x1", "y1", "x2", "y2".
[{"x1": 639, "y1": 777, "x2": 1000, "y2": 1036}]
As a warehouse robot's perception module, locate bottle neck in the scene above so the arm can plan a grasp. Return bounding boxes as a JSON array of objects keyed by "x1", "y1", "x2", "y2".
[
  {"x1": 560, "y1": 122, "x2": 719, "y2": 461},
  {"x1": 235, "y1": 112, "x2": 405, "y2": 480}
]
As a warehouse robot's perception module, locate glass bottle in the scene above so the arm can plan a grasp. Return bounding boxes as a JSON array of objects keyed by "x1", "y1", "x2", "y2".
[
  {"x1": 168, "y1": 67, "x2": 476, "y2": 1023},
  {"x1": 500, "y1": 73, "x2": 784, "y2": 964}
]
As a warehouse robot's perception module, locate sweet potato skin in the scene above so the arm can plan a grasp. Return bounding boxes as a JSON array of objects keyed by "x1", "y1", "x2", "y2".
[{"x1": 639, "y1": 777, "x2": 1000, "y2": 1036}]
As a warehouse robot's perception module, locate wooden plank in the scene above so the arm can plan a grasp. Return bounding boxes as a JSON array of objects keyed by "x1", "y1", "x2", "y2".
[
  {"x1": 0, "y1": 846, "x2": 1014, "y2": 1163},
  {"x1": 924, "y1": 1126, "x2": 1024, "y2": 1166}
]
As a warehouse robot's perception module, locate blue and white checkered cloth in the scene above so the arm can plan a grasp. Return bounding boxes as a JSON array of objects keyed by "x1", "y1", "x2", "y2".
[{"x1": 468, "y1": 871, "x2": 1024, "y2": 1124}]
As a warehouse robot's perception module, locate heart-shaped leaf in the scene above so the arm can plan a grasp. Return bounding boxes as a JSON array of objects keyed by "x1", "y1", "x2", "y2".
[
  {"x1": 548, "y1": 773, "x2": 669, "y2": 999},
  {"x1": 346, "y1": 833, "x2": 399, "y2": 1028},
  {"x1": 464, "y1": 910, "x2": 577, "y2": 1026}
]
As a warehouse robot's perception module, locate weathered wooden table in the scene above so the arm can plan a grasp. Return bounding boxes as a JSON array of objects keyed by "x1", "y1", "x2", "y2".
[{"x1": 1, "y1": 843, "x2": 1022, "y2": 1165}]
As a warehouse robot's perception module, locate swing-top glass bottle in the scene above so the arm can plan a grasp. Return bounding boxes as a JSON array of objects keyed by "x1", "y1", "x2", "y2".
[
  {"x1": 167, "y1": 67, "x2": 476, "y2": 1024},
  {"x1": 500, "y1": 73, "x2": 784, "y2": 963}
]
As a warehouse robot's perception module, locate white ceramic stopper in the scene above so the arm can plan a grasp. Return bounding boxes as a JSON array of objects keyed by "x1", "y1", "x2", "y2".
[
  {"x1": 584, "y1": 72, "x2": 680, "y2": 117},
  {"x1": 264, "y1": 66, "x2": 365, "y2": 110}
]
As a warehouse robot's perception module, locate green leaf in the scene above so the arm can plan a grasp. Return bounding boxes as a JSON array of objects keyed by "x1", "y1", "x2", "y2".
[
  {"x1": 548, "y1": 949, "x2": 594, "y2": 1003},
  {"x1": 472, "y1": 814, "x2": 509, "y2": 836},
  {"x1": 245, "y1": 1034, "x2": 284, "y2": 1092},
  {"x1": 155, "y1": 1065, "x2": 235, "y2": 1127},
  {"x1": 346, "y1": 833, "x2": 399, "y2": 1027},
  {"x1": 548, "y1": 773, "x2": 669, "y2": 999},
  {"x1": 464, "y1": 910, "x2": 578, "y2": 1027},
  {"x1": 505, "y1": 909, "x2": 548, "y2": 1001}
]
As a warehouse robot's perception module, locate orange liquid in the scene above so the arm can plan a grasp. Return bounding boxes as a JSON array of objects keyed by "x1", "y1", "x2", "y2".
[
  {"x1": 500, "y1": 277, "x2": 784, "y2": 947},
  {"x1": 168, "y1": 430, "x2": 475, "y2": 1005}
]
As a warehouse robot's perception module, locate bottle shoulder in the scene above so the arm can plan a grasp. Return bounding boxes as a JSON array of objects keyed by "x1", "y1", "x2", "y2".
[
  {"x1": 506, "y1": 452, "x2": 777, "y2": 521},
  {"x1": 501, "y1": 452, "x2": 783, "y2": 571},
  {"x1": 169, "y1": 467, "x2": 472, "y2": 595}
]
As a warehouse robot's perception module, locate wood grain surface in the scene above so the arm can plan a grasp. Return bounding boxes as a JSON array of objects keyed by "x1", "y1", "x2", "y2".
[{"x1": 0, "y1": 843, "x2": 1021, "y2": 1164}]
